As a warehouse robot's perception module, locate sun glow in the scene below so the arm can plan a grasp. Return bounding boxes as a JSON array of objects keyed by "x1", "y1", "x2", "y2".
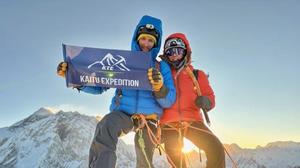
[{"x1": 182, "y1": 138, "x2": 198, "y2": 153}]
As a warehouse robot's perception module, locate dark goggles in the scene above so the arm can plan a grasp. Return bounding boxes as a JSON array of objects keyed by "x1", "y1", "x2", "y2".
[
  {"x1": 165, "y1": 47, "x2": 186, "y2": 57},
  {"x1": 164, "y1": 38, "x2": 186, "y2": 50}
]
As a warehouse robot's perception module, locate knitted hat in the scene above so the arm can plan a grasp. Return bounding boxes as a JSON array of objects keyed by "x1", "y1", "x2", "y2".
[
  {"x1": 137, "y1": 24, "x2": 159, "y2": 45},
  {"x1": 137, "y1": 34, "x2": 157, "y2": 45}
]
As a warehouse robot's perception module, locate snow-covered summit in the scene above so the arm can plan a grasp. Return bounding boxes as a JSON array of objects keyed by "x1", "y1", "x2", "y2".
[
  {"x1": 0, "y1": 108, "x2": 167, "y2": 168},
  {"x1": 10, "y1": 108, "x2": 54, "y2": 129},
  {"x1": 0, "y1": 108, "x2": 97, "y2": 168},
  {"x1": 225, "y1": 142, "x2": 300, "y2": 168},
  {"x1": 1, "y1": 108, "x2": 300, "y2": 168},
  {"x1": 265, "y1": 141, "x2": 300, "y2": 149}
]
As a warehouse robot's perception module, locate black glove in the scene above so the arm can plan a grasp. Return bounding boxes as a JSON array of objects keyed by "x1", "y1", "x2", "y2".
[
  {"x1": 152, "y1": 68, "x2": 162, "y2": 82},
  {"x1": 195, "y1": 96, "x2": 212, "y2": 112}
]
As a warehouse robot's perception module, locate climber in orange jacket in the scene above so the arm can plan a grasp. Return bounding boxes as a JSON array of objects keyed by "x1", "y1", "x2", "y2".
[{"x1": 160, "y1": 33, "x2": 225, "y2": 168}]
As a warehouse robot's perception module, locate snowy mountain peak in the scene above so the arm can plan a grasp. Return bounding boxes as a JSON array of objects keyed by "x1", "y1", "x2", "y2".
[
  {"x1": 33, "y1": 107, "x2": 54, "y2": 116},
  {"x1": 1, "y1": 108, "x2": 300, "y2": 168},
  {"x1": 0, "y1": 108, "x2": 170, "y2": 168},
  {"x1": 224, "y1": 143, "x2": 242, "y2": 154},
  {"x1": 10, "y1": 108, "x2": 54, "y2": 128},
  {"x1": 265, "y1": 141, "x2": 300, "y2": 149},
  {"x1": 225, "y1": 141, "x2": 300, "y2": 168},
  {"x1": 0, "y1": 108, "x2": 100, "y2": 168}
]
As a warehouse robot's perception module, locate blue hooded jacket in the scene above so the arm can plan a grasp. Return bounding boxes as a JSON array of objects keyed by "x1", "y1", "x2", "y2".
[{"x1": 80, "y1": 15, "x2": 176, "y2": 117}]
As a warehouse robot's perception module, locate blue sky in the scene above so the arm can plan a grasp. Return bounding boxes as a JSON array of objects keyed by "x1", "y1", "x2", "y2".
[{"x1": 1, "y1": 0, "x2": 299, "y2": 148}]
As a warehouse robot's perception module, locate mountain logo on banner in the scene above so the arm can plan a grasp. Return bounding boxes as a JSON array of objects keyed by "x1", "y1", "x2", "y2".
[{"x1": 88, "y1": 53, "x2": 130, "y2": 71}]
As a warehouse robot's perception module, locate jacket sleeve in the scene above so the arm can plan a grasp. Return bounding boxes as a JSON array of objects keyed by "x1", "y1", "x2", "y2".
[
  {"x1": 79, "y1": 86, "x2": 109, "y2": 95},
  {"x1": 198, "y1": 70, "x2": 215, "y2": 110},
  {"x1": 155, "y1": 61, "x2": 176, "y2": 108}
]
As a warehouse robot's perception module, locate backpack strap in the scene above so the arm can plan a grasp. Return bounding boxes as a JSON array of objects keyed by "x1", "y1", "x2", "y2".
[
  {"x1": 192, "y1": 69, "x2": 199, "y2": 81},
  {"x1": 185, "y1": 66, "x2": 211, "y2": 126},
  {"x1": 194, "y1": 69, "x2": 210, "y2": 80},
  {"x1": 185, "y1": 67, "x2": 201, "y2": 96}
]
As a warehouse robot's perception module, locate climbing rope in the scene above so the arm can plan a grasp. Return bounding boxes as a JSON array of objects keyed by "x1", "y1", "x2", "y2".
[{"x1": 133, "y1": 114, "x2": 178, "y2": 168}]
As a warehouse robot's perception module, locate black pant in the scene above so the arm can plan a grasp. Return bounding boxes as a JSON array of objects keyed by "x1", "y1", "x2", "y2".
[
  {"x1": 162, "y1": 121, "x2": 225, "y2": 168},
  {"x1": 89, "y1": 111, "x2": 157, "y2": 168}
]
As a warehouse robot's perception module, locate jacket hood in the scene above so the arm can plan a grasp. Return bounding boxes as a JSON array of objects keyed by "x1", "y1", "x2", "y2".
[
  {"x1": 164, "y1": 33, "x2": 192, "y2": 64},
  {"x1": 131, "y1": 15, "x2": 162, "y2": 60}
]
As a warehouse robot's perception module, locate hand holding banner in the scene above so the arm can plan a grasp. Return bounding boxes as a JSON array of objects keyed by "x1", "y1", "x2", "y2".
[{"x1": 62, "y1": 44, "x2": 153, "y2": 90}]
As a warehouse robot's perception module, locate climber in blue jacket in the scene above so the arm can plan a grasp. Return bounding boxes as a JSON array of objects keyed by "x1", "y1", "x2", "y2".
[{"x1": 57, "y1": 15, "x2": 176, "y2": 168}]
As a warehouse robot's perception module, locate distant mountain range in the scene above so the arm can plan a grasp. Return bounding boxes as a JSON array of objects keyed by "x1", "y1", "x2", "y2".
[{"x1": 0, "y1": 108, "x2": 299, "y2": 168}]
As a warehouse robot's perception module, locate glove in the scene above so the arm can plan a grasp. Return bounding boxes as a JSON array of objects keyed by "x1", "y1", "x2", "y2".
[
  {"x1": 195, "y1": 96, "x2": 212, "y2": 112},
  {"x1": 148, "y1": 68, "x2": 163, "y2": 92},
  {"x1": 57, "y1": 62, "x2": 68, "y2": 77}
]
